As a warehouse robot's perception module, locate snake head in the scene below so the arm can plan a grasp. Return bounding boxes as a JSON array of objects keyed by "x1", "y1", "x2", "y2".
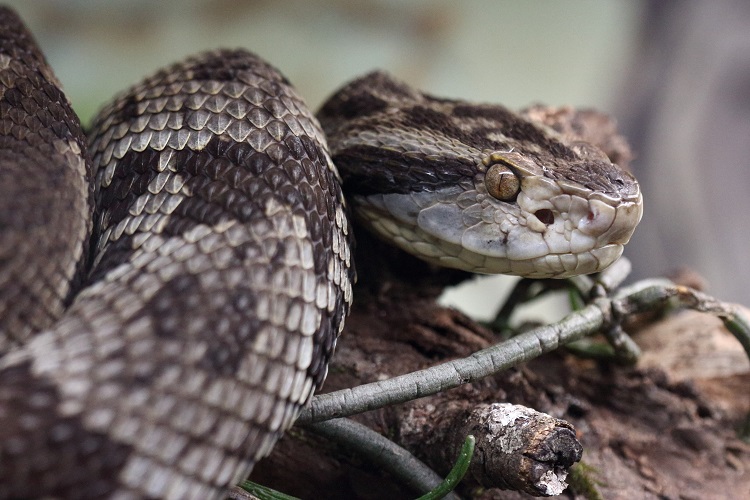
[{"x1": 319, "y1": 71, "x2": 643, "y2": 278}]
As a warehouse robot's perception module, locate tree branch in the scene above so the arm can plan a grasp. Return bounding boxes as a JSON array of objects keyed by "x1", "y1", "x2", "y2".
[{"x1": 398, "y1": 402, "x2": 583, "y2": 496}]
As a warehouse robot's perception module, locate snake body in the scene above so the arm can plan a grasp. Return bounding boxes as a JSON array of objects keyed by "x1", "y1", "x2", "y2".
[
  {"x1": 0, "y1": 6, "x2": 641, "y2": 499},
  {"x1": 0, "y1": 9, "x2": 352, "y2": 498},
  {"x1": 0, "y1": 8, "x2": 92, "y2": 350}
]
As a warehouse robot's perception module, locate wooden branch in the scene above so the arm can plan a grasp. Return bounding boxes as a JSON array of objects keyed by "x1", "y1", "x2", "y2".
[{"x1": 399, "y1": 402, "x2": 582, "y2": 496}]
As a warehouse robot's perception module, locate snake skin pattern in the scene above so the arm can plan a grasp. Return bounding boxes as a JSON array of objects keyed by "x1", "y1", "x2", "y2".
[
  {"x1": 0, "y1": 8, "x2": 92, "y2": 350},
  {"x1": 0, "y1": 7, "x2": 353, "y2": 498}
]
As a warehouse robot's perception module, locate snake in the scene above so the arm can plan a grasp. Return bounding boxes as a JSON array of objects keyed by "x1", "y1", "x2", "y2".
[{"x1": 0, "y1": 7, "x2": 642, "y2": 499}]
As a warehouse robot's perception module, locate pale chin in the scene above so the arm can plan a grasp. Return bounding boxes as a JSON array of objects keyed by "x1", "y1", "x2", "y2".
[
  {"x1": 547, "y1": 244, "x2": 625, "y2": 278},
  {"x1": 492, "y1": 243, "x2": 625, "y2": 279}
]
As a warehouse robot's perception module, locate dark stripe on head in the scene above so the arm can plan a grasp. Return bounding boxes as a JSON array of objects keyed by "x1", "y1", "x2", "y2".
[
  {"x1": 318, "y1": 90, "x2": 389, "y2": 122},
  {"x1": 543, "y1": 158, "x2": 640, "y2": 197},
  {"x1": 333, "y1": 144, "x2": 476, "y2": 195},
  {"x1": 318, "y1": 71, "x2": 419, "y2": 126},
  {"x1": 408, "y1": 101, "x2": 577, "y2": 160}
]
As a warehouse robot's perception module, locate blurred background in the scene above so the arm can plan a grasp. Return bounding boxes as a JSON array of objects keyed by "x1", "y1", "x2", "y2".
[{"x1": 4, "y1": 0, "x2": 748, "y2": 316}]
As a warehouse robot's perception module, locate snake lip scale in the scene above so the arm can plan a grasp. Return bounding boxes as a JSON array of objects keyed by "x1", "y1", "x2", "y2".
[{"x1": 0, "y1": 6, "x2": 642, "y2": 499}]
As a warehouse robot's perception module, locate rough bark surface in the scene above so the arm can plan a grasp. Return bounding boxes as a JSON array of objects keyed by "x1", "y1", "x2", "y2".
[
  {"x1": 248, "y1": 114, "x2": 748, "y2": 498},
  {"x1": 248, "y1": 232, "x2": 750, "y2": 499}
]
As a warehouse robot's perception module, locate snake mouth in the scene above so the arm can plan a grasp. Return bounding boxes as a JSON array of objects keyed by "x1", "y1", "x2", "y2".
[
  {"x1": 426, "y1": 242, "x2": 625, "y2": 278},
  {"x1": 357, "y1": 200, "x2": 628, "y2": 278},
  {"x1": 355, "y1": 186, "x2": 642, "y2": 279}
]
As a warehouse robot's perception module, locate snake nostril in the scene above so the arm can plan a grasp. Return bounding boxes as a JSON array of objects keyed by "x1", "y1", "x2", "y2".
[{"x1": 534, "y1": 209, "x2": 554, "y2": 225}]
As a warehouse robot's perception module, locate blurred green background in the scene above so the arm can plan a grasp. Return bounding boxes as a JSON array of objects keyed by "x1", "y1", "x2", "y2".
[{"x1": 5, "y1": 0, "x2": 640, "y2": 124}]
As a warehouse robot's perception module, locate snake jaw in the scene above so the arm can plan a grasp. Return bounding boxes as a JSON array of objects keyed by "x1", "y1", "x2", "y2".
[{"x1": 352, "y1": 157, "x2": 643, "y2": 279}]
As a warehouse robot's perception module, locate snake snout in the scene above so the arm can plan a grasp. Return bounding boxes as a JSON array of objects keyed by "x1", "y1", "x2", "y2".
[
  {"x1": 580, "y1": 192, "x2": 643, "y2": 248},
  {"x1": 603, "y1": 194, "x2": 644, "y2": 246}
]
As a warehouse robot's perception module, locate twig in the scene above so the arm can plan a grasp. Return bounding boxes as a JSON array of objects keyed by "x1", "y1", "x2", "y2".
[
  {"x1": 306, "y1": 418, "x2": 461, "y2": 500},
  {"x1": 394, "y1": 398, "x2": 584, "y2": 496},
  {"x1": 434, "y1": 403, "x2": 583, "y2": 495},
  {"x1": 614, "y1": 282, "x2": 750, "y2": 360},
  {"x1": 298, "y1": 302, "x2": 608, "y2": 424},
  {"x1": 487, "y1": 278, "x2": 549, "y2": 332},
  {"x1": 299, "y1": 281, "x2": 750, "y2": 425}
]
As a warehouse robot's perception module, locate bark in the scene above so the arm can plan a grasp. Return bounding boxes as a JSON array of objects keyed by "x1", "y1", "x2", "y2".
[
  {"x1": 246, "y1": 116, "x2": 750, "y2": 498},
  {"x1": 247, "y1": 234, "x2": 750, "y2": 498},
  {"x1": 398, "y1": 402, "x2": 583, "y2": 496}
]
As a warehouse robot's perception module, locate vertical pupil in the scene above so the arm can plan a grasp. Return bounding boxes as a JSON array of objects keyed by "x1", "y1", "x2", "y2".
[{"x1": 485, "y1": 163, "x2": 520, "y2": 201}]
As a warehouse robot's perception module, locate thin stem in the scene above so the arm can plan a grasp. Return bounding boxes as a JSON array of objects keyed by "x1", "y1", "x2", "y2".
[
  {"x1": 306, "y1": 418, "x2": 460, "y2": 500},
  {"x1": 300, "y1": 281, "x2": 750, "y2": 427},
  {"x1": 234, "y1": 481, "x2": 300, "y2": 500},
  {"x1": 299, "y1": 303, "x2": 607, "y2": 424},
  {"x1": 417, "y1": 435, "x2": 475, "y2": 500}
]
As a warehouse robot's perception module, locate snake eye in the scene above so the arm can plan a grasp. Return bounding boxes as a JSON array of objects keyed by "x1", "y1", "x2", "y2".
[{"x1": 485, "y1": 162, "x2": 520, "y2": 201}]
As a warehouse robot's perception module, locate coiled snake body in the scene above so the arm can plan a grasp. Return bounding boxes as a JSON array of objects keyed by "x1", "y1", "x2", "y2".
[{"x1": 0, "y1": 8, "x2": 642, "y2": 499}]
